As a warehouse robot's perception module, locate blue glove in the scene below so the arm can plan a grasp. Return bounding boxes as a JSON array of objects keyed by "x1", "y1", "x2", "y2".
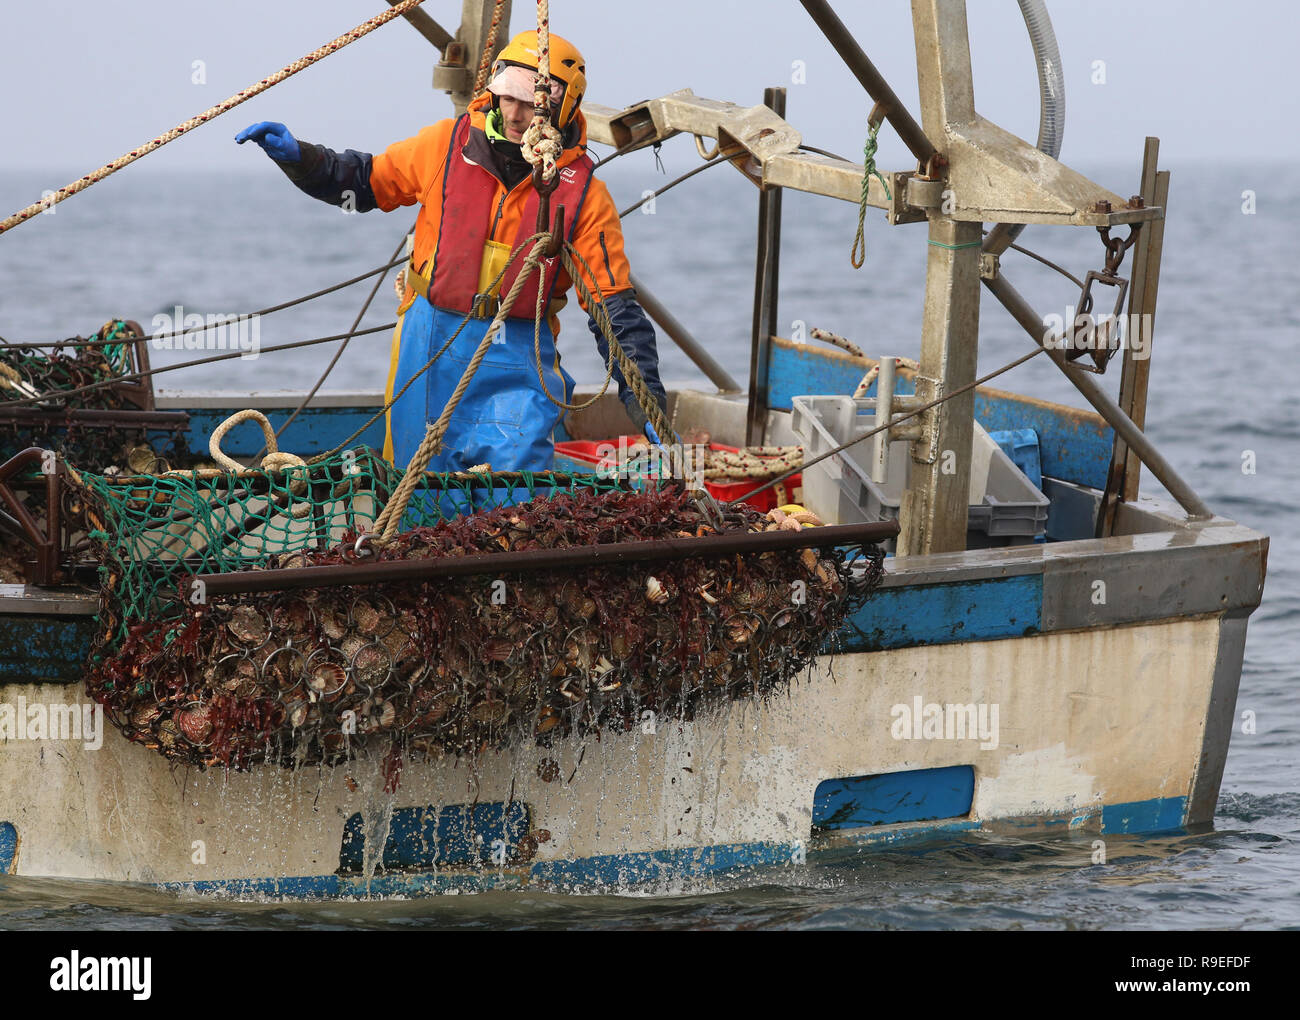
[{"x1": 235, "y1": 121, "x2": 301, "y2": 163}]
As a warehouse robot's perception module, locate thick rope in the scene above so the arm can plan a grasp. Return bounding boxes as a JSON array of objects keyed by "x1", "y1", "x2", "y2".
[
  {"x1": 0, "y1": 362, "x2": 28, "y2": 390},
  {"x1": 850, "y1": 118, "x2": 890, "y2": 269},
  {"x1": 527, "y1": 252, "x2": 618, "y2": 413},
  {"x1": 520, "y1": 0, "x2": 561, "y2": 182},
  {"x1": 167, "y1": 409, "x2": 311, "y2": 516},
  {"x1": 558, "y1": 246, "x2": 675, "y2": 444},
  {"x1": 472, "y1": 0, "x2": 508, "y2": 95},
  {"x1": 853, "y1": 355, "x2": 921, "y2": 399},
  {"x1": 0, "y1": 0, "x2": 429, "y2": 237},
  {"x1": 703, "y1": 447, "x2": 802, "y2": 482},
  {"x1": 206, "y1": 410, "x2": 302, "y2": 473},
  {"x1": 809, "y1": 327, "x2": 865, "y2": 360}
]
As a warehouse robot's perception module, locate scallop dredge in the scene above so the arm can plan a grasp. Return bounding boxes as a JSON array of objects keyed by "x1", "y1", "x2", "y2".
[{"x1": 83, "y1": 484, "x2": 885, "y2": 770}]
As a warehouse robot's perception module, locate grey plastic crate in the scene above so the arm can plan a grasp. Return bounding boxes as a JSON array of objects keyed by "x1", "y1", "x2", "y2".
[{"x1": 790, "y1": 394, "x2": 1049, "y2": 537}]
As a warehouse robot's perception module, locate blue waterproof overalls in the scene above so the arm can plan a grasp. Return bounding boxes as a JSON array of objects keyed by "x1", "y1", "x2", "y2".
[{"x1": 384, "y1": 297, "x2": 575, "y2": 473}]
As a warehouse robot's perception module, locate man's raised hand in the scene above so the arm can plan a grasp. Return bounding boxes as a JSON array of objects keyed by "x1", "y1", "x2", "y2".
[{"x1": 235, "y1": 122, "x2": 301, "y2": 163}]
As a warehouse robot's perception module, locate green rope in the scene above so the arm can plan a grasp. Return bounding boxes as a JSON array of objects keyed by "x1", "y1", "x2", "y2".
[
  {"x1": 98, "y1": 320, "x2": 131, "y2": 375},
  {"x1": 851, "y1": 119, "x2": 891, "y2": 269},
  {"x1": 927, "y1": 239, "x2": 982, "y2": 251}
]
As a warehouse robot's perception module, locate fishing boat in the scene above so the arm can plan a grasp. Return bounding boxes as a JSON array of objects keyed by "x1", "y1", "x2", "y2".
[{"x1": 0, "y1": 0, "x2": 1267, "y2": 897}]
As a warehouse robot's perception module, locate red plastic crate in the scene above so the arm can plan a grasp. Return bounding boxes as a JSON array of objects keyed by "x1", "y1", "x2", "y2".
[{"x1": 554, "y1": 436, "x2": 801, "y2": 513}]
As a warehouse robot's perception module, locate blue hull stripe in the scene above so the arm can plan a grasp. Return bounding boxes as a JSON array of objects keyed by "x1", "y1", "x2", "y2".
[
  {"x1": 157, "y1": 797, "x2": 1186, "y2": 900},
  {"x1": 1101, "y1": 796, "x2": 1187, "y2": 834}
]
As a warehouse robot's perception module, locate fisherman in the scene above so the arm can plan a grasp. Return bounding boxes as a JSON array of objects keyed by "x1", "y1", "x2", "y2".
[{"x1": 235, "y1": 31, "x2": 667, "y2": 472}]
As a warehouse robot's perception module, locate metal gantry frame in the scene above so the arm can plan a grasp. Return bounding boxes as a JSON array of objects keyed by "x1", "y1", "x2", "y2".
[
  {"x1": 581, "y1": 0, "x2": 1209, "y2": 554},
  {"x1": 412, "y1": 0, "x2": 1208, "y2": 554}
]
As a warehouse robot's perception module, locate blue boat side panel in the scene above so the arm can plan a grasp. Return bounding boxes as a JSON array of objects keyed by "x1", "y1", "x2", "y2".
[
  {"x1": 766, "y1": 343, "x2": 914, "y2": 409},
  {"x1": 182, "y1": 407, "x2": 388, "y2": 460},
  {"x1": 338, "y1": 801, "x2": 531, "y2": 872},
  {"x1": 835, "y1": 575, "x2": 1042, "y2": 653},
  {"x1": 972, "y1": 394, "x2": 1112, "y2": 491},
  {"x1": 766, "y1": 342, "x2": 1112, "y2": 489},
  {"x1": 0, "y1": 615, "x2": 96, "y2": 684},
  {"x1": 813, "y1": 766, "x2": 975, "y2": 829},
  {"x1": 1101, "y1": 796, "x2": 1187, "y2": 834},
  {"x1": 0, "y1": 821, "x2": 17, "y2": 874}
]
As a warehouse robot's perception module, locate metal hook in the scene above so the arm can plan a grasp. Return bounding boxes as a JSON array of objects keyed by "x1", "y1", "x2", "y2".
[{"x1": 544, "y1": 204, "x2": 566, "y2": 258}]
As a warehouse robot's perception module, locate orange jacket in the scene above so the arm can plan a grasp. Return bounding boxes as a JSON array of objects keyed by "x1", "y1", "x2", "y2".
[{"x1": 370, "y1": 92, "x2": 631, "y2": 334}]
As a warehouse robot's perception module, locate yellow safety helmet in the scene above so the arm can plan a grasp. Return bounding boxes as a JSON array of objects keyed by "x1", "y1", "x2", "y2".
[{"x1": 490, "y1": 30, "x2": 587, "y2": 130}]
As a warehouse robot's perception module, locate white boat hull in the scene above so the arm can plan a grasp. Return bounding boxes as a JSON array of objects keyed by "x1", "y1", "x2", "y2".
[{"x1": 0, "y1": 608, "x2": 1241, "y2": 896}]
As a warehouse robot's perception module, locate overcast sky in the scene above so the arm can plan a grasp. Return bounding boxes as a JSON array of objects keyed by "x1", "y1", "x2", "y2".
[{"x1": 0, "y1": 0, "x2": 1290, "y2": 179}]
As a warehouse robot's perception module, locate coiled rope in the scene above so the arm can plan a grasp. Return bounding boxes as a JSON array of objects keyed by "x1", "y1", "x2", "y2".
[
  {"x1": 0, "y1": 0, "x2": 430, "y2": 237},
  {"x1": 702, "y1": 447, "x2": 802, "y2": 482},
  {"x1": 165, "y1": 409, "x2": 312, "y2": 517}
]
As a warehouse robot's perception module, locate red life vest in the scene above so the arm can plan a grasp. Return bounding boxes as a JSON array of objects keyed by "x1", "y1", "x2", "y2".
[{"x1": 426, "y1": 115, "x2": 594, "y2": 319}]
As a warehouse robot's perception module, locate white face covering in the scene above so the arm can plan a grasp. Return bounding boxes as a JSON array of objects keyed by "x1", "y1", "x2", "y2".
[{"x1": 487, "y1": 64, "x2": 564, "y2": 106}]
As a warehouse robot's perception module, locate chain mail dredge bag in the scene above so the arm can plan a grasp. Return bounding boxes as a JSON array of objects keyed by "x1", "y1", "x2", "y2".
[{"x1": 75, "y1": 468, "x2": 884, "y2": 773}]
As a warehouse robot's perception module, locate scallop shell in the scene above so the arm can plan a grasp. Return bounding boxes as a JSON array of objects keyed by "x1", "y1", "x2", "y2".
[
  {"x1": 319, "y1": 604, "x2": 349, "y2": 642},
  {"x1": 226, "y1": 606, "x2": 269, "y2": 647},
  {"x1": 645, "y1": 576, "x2": 670, "y2": 604},
  {"x1": 469, "y1": 698, "x2": 508, "y2": 724},
  {"x1": 482, "y1": 637, "x2": 515, "y2": 662},
  {"x1": 308, "y1": 661, "x2": 348, "y2": 698},
  {"x1": 350, "y1": 644, "x2": 390, "y2": 688}
]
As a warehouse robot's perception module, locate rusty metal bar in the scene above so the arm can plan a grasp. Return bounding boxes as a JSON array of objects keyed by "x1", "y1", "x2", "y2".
[
  {"x1": 0, "y1": 407, "x2": 188, "y2": 428},
  {"x1": 0, "y1": 447, "x2": 60, "y2": 584},
  {"x1": 629, "y1": 272, "x2": 741, "y2": 393},
  {"x1": 747, "y1": 87, "x2": 786, "y2": 446},
  {"x1": 983, "y1": 272, "x2": 1211, "y2": 520},
  {"x1": 113, "y1": 324, "x2": 157, "y2": 411},
  {"x1": 192, "y1": 519, "x2": 900, "y2": 597},
  {"x1": 385, "y1": 0, "x2": 454, "y2": 50},
  {"x1": 1122, "y1": 171, "x2": 1169, "y2": 504},
  {"x1": 1098, "y1": 138, "x2": 1167, "y2": 535},
  {"x1": 798, "y1": 0, "x2": 939, "y2": 168}
]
